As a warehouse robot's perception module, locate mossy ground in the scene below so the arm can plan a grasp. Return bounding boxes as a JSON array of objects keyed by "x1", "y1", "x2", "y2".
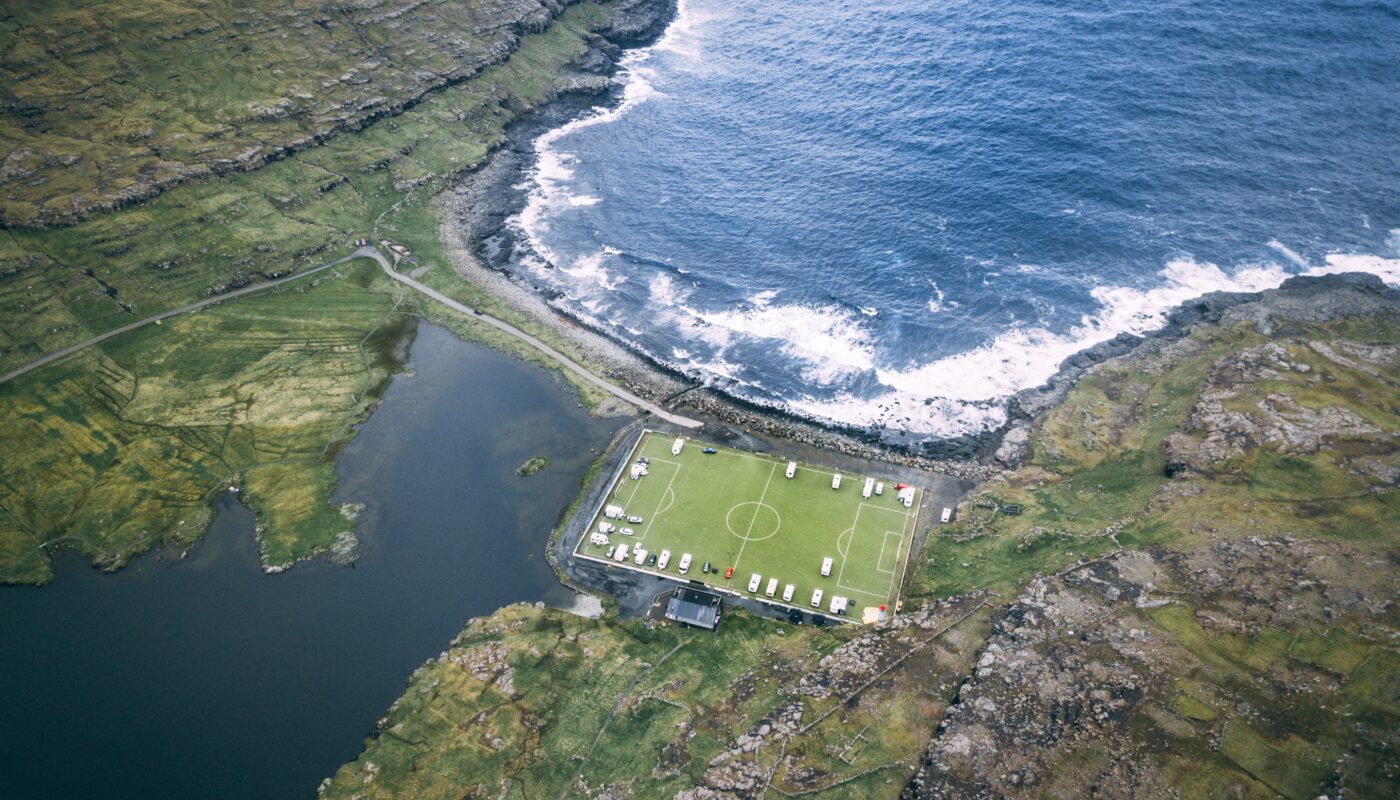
[
  {"x1": 324, "y1": 308, "x2": 1398, "y2": 798},
  {"x1": 0, "y1": 1, "x2": 636, "y2": 582}
]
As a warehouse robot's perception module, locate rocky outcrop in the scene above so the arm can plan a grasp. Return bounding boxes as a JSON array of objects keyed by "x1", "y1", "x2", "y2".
[
  {"x1": 903, "y1": 538, "x2": 1398, "y2": 799},
  {"x1": 1004, "y1": 273, "x2": 1400, "y2": 469},
  {"x1": 1164, "y1": 341, "x2": 1391, "y2": 477}
]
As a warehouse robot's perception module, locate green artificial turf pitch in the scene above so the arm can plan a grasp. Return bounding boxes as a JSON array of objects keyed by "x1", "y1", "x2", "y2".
[{"x1": 574, "y1": 431, "x2": 922, "y2": 620}]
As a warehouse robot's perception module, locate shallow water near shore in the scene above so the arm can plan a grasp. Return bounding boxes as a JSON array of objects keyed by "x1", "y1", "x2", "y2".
[{"x1": 0, "y1": 323, "x2": 623, "y2": 799}]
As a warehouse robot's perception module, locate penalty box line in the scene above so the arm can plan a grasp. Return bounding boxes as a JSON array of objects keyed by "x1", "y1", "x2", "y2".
[{"x1": 837, "y1": 502, "x2": 911, "y2": 600}]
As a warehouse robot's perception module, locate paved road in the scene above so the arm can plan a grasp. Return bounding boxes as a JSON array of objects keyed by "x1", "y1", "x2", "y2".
[
  {"x1": 363, "y1": 246, "x2": 703, "y2": 428},
  {"x1": 0, "y1": 250, "x2": 368, "y2": 386},
  {"x1": 2, "y1": 244, "x2": 703, "y2": 429}
]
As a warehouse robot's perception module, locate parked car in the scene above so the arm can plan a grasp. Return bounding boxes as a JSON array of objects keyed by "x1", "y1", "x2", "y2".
[
  {"x1": 646, "y1": 553, "x2": 657, "y2": 567},
  {"x1": 703, "y1": 448, "x2": 717, "y2": 454},
  {"x1": 605, "y1": 545, "x2": 615, "y2": 559},
  {"x1": 627, "y1": 515, "x2": 644, "y2": 524},
  {"x1": 702, "y1": 561, "x2": 712, "y2": 574}
]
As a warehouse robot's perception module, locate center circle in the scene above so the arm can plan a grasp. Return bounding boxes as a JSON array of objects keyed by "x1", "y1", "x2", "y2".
[{"x1": 726, "y1": 502, "x2": 781, "y2": 541}]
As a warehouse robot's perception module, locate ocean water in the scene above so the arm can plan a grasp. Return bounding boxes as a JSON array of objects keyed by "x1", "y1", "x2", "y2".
[{"x1": 509, "y1": 0, "x2": 1400, "y2": 442}]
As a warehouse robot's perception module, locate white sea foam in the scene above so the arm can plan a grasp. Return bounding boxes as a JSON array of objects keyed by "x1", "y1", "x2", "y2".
[
  {"x1": 1303, "y1": 250, "x2": 1400, "y2": 284},
  {"x1": 557, "y1": 249, "x2": 624, "y2": 291},
  {"x1": 1267, "y1": 239, "x2": 1310, "y2": 268},
  {"x1": 877, "y1": 259, "x2": 1292, "y2": 404},
  {"x1": 509, "y1": 23, "x2": 671, "y2": 276},
  {"x1": 926, "y1": 280, "x2": 947, "y2": 314},
  {"x1": 689, "y1": 302, "x2": 875, "y2": 385},
  {"x1": 648, "y1": 273, "x2": 688, "y2": 306},
  {"x1": 789, "y1": 248, "x2": 1400, "y2": 437}
]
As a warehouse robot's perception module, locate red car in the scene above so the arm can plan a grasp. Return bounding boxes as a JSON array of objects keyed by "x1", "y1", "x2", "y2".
[{"x1": 724, "y1": 567, "x2": 734, "y2": 580}]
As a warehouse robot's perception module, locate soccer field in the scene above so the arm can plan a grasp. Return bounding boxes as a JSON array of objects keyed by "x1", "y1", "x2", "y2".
[{"x1": 574, "y1": 431, "x2": 922, "y2": 621}]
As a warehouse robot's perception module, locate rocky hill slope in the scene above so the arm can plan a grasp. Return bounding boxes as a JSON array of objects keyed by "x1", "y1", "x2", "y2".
[{"x1": 321, "y1": 275, "x2": 1398, "y2": 799}]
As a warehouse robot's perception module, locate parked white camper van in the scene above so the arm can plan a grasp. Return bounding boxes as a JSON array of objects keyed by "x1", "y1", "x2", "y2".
[
  {"x1": 785, "y1": 461, "x2": 797, "y2": 479},
  {"x1": 678, "y1": 553, "x2": 692, "y2": 574},
  {"x1": 811, "y1": 588, "x2": 824, "y2": 608},
  {"x1": 820, "y1": 557, "x2": 833, "y2": 577},
  {"x1": 658, "y1": 550, "x2": 671, "y2": 570},
  {"x1": 748, "y1": 573, "x2": 762, "y2": 593},
  {"x1": 782, "y1": 583, "x2": 795, "y2": 602}
]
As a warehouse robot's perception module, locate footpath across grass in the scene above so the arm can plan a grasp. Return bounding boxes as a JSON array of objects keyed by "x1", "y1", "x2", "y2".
[{"x1": 574, "y1": 431, "x2": 922, "y2": 621}]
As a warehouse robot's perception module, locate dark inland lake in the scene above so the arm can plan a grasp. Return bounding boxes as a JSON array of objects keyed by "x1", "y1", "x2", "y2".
[{"x1": 0, "y1": 323, "x2": 625, "y2": 799}]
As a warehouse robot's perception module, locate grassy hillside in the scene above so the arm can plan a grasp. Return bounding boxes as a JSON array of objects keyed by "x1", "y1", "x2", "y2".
[
  {"x1": 0, "y1": 0, "x2": 650, "y2": 583},
  {"x1": 323, "y1": 289, "x2": 1398, "y2": 798},
  {"x1": 0, "y1": 0, "x2": 570, "y2": 228}
]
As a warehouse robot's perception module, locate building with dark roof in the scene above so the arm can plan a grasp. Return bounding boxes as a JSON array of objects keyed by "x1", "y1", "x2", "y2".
[{"x1": 664, "y1": 587, "x2": 722, "y2": 631}]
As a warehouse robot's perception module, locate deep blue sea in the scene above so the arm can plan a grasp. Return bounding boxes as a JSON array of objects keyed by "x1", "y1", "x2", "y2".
[{"x1": 509, "y1": 0, "x2": 1400, "y2": 440}]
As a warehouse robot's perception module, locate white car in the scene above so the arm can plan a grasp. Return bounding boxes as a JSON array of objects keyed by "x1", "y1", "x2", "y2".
[
  {"x1": 748, "y1": 573, "x2": 762, "y2": 593},
  {"x1": 658, "y1": 550, "x2": 671, "y2": 570},
  {"x1": 810, "y1": 588, "x2": 824, "y2": 608},
  {"x1": 618, "y1": 527, "x2": 635, "y2": 536},
  {"x1": 633, "y1": 547, "x2": 648, "y2": 566},
  {"x1": 782, "y1": 583, "x2": 795, "y2": 602},
  {"x1": 678, "y1": 553, "x2": 692, "y2": 574},
  {"x1": 627, "y1": 515, "x2": 644, "y2": 524}
]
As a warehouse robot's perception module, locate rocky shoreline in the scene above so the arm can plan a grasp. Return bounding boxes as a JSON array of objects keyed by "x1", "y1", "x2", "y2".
[{"x1": 434, "y1": 0, "x2": 1398, "y2": 487}]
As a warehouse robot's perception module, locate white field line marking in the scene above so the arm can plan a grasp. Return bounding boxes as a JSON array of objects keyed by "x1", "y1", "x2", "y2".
[
  {"x1": 575, "y1": 429, "x2": 647, "y2": 560},
  {"x1": 890, "y1": 487, "x2": 923, "y2": 615},
  {"x1": 703, "y1": 445, "x2": 923, "y2": 496},
  {"x1": 875, "y1": 530, "x2": 902, "y2": 574},
  {"x1": 837, "y1": 503, "x2": 910, "y2": 600},
  {"x1": 637, "y1": 460, "x2": 682, "y2": 545},
  {"x1": 731, "y1": 462, "x2": 778, "y2": 574}
]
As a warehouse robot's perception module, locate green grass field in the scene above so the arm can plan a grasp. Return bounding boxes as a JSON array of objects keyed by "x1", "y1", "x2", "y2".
[{"x1": 575, "y1": 431, "x2": 922, "y2": 621}]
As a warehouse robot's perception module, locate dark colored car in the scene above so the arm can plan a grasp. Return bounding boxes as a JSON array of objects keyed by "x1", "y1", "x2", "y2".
[
  {"x1": 787, "y1": 609, "x2": 804, "y2": 625},
  {"x1": 702, "y1": 561, "x2": 712, "y2": 574},
  {"x1": 646, "y1": 554, "x2": 657, "y2": 567},
  {"x1": 703, "y1": 448, "x2": 717, "y2": 454}
]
